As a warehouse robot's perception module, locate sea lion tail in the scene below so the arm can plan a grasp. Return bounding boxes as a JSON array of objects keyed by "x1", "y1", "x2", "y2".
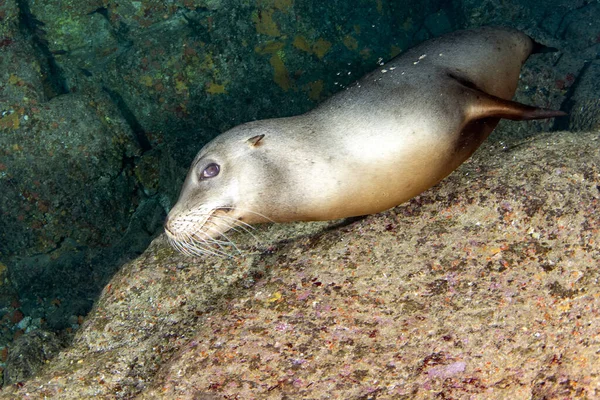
[{"x1": 467, "y1": 89, "x2": 567, "y2": 121}]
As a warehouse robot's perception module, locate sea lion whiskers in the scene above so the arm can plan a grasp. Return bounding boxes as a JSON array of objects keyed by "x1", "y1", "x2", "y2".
[
  {"x1": 166, "y1": 233, "x2": 186, "y2": 254},
  {"x1": 188, "y1": 219, "x2": 241, "y2": 258},
  {"x1": 183, "y1": 236, "x2": 232, "y2": 258},
  {"x1": 208, "y1": 216, "x2": 258, "y2": 245},
  {"x1": 203, "y1": 211, "x2": 267, "y2": 253},
  {"x1": 166, "y1": 230, "x2": 195, "y2": 255},
  {"x1": 194, "y1": 206, "x2": 273, "y2": 240},
  {"x1": 166, "y1": 210, "x2": 240, "y2": 257},
  {"x1": 172, "y1": 209, "x2": 269, "y2": 257},
  {"x1": 182, "y1": 208, "x2": 258, "y2": 246},
  {"x1": 211, "y1": 207, "x2": 271, "y2": 235},
  {"x1": 182, "y1": 229, "x2": 237, "y2": 258},
  {"x1": 185, "y1": 207, "x2": 260, "y2": 234},
  {"x1": 189, "y1": 231, "x2": 235, "y2": 249},
  {"x1": 193, "y1": 208, "x2": 268, "y2": 257},
  {"x1": 202, "y1": 225, "x2": 242, "y2": 255},
  {"x1": 167, "y1": 232, "x2": 213, "y2": 257}
]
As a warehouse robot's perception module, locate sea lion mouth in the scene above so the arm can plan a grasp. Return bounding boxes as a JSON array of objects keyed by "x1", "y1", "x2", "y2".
[{"x1": 165, "y1": 205, "x2": 250, "y2": 258}]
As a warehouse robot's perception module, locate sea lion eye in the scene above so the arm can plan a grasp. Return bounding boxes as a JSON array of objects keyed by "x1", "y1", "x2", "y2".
[{"x1": 200, "y1": 163, "x2": 220, "y2": 180}]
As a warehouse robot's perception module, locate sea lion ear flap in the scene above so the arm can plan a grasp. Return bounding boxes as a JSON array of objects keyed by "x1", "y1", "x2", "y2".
[{"x1": 247, "y1": 134, "x2": 265, "y2": 147}]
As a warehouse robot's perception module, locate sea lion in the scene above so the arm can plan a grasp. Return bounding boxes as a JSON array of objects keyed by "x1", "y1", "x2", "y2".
[{"x1": 165, "y1": 26, "x2": 565, "y2": 257}]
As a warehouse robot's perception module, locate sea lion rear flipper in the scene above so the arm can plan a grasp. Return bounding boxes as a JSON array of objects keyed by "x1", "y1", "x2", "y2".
[{"x1": 465, "y1": 88, "x2": 567, "y2": 122}]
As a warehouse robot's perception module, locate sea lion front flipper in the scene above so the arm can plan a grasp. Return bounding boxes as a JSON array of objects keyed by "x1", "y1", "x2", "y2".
[{"x1": 465, "y1": 87, "x2": 567, "y2": 122}]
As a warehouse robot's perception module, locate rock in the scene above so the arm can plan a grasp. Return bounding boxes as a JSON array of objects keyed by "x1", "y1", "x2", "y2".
[
  {"x1": 2, "y1": 129, "x2": 598, "y2": 398},
  {"x1": 3, "y1": 330, "x2": 64, "y2": 386},
  {"x1": 566, "y1": 62, "x2": 600, "y2": 131}
]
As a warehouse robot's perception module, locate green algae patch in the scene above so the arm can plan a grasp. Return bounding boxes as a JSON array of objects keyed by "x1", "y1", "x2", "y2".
[
  {"x1": 255, "y1": 40, "x2": 285, "y2": 55},
  {"x1": 292, "y1": 35, "x2": 311, "y2": 53},
  {"x1": 292, "y1": 36, "x2": 331, "y2": 59},
  {"x1": 312, "y1": 38, "x2": 331, "y2": 59},
  {"x1": 269, "y1": 53, "x2": 291, "y2": 91},
  {"x1": 307, "y1": 79, "x2": 324, "y2": 101},
  {"x1": 252, "y1": 9, "x2": 281, "y2": 37},
  {"x1": 257, "y1": 0, "x2": 294, "y2": 11},
  {"x1": 343, "y1": 34, "x2": 359, "y2": 51},
  {"x1": 205, "y1": 82, "x2": 227, "y2": 94},
  {"x1": 0, "y1": 113, "x2": 19, "y2": 130}
]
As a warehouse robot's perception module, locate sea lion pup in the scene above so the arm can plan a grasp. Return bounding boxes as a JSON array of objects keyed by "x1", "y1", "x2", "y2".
[{"x1": 165, "y1": 26, "x2": 565, "y2": 257}]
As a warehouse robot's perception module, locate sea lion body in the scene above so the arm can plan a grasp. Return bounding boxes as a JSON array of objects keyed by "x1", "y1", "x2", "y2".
[{"x1": 165, "y1": 27, "x2": 564, "y2": 256}]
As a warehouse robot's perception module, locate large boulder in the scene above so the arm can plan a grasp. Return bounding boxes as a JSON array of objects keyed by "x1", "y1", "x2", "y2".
[{"x1": 2, "y1": 128, "x2": 598, "y2": 398}]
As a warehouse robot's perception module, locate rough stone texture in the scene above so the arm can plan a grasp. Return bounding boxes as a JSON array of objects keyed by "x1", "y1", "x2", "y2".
[
  {"x1": 0, "y1": 62, "x2": 163, "y2": 330},
  {"x1": 538, "y1": 1, "x2": 600, "y2": 132},
  {"x1": 3, "y1": 330, "x2": 65, "y2": 386},
  {"x1": 566, "y1": 62, "x2": 600, "y2": 131},
  {"x1": 2, "y1": 128, "x2": 598, "y2": 398},
  {"x1": 0, "y1": 0, "x2": 164, "y2": 335},
  {"x1": 0, "y1": 91, "x2": 138, "y2": 257}
]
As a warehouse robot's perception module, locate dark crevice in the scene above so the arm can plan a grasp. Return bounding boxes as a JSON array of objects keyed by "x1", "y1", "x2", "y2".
[
  {"x1": 16, "y1": 0, "x2": 69, "y2": 99},
  {"x1": 79, "y1": 68, "x2": 93, "y2": 77},
  {"x1": 552, "y1": 52, "x2": 563, "y2": 67},
  {"x1": 552, "y1": 61, "x2": 592, "y2": 131},
  {"x1": 88, "y1": 6, "x2": 110, "y2": 19},
  {"x1": 30, "y1": 236, "x2": 83, "y2": 257},
  {"x1": 88, "y1": 5, "x2": 132, "y2": 45},
  {"x1": 182, "y1": 9, "x2": 212, "y2": 43},
  {"x1": 326, "y1": 216, "x2": 368, "y2": 231},
  {"x1": 46, "y1": 237, "x2": 66, "y2": 254},
  {"x1": 111, "y1": 153, "x2": 136, "y2": 183},
  {"x1": 531, "y1": 40, "x2": 558, "y2": 55},
  {"x1": 102, "y1": 86, "x2": 152, "y2": 153}
]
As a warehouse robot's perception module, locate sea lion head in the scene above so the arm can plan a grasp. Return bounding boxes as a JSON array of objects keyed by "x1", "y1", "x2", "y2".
[{"x1": 164, "y1": 125, "x2": 273, "y2": 257}]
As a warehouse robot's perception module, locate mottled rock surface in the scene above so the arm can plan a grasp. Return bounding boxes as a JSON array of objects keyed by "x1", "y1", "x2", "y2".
[
  {"x1": 3, "y1": 330, "x2": 65, "y2": 386},
  {"x1": 3, "y1": 128, "x2": 598, "y2": 398}
]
